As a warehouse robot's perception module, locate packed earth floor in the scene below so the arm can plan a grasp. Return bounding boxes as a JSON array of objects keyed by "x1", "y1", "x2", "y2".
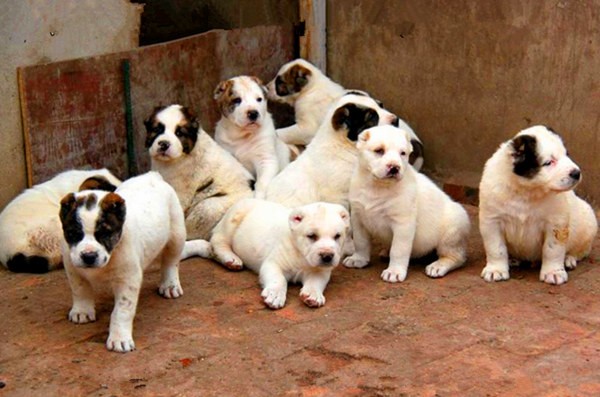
[{"x1": 2, "y1": 205, "x2": 600, "y2": 396}]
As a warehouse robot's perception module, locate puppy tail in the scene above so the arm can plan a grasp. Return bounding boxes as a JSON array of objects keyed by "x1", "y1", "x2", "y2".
[{"x1": 5, "y1": 253, "x2": 52, "y2": 273}]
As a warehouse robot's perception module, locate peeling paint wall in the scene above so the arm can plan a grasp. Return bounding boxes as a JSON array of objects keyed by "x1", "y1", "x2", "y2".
[
  {"x1": 0, "y1": 0, "x2": 142, "y2": 209},
  {"x1": 327, "y1": 0, "x2": 600, "y2": 203}
]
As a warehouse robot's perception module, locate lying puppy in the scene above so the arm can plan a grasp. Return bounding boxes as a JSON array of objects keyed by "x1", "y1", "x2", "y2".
[
  {"x1": 266, "y1": 93, "x2": 402, "y2": 208},
  {"x1": 145, "y1": 104, "x2": 254, "y2": 243},
  {"x1": 214, "y1": 76, "x2": 296, "y2": 198},
  {"x1": 479, "y1": 125, "x2": 597, "y2": 285},
  {"x1": 59, "y1": 172, "x2": 186, "y2": 353},
  {"x1": 211, "y1": 198, "x2": 349, "y2": 309},
  {"x1": 0, "y1": 169, "x2": 120, "y2": 273},
  {"x1": 344, "y1": 125, "x2": 470, "y2": 282}
]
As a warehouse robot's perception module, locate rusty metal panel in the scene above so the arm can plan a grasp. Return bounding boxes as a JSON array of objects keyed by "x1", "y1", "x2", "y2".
[{"x1": 18, "y1": 24, "x2": 294, "y2": 185}]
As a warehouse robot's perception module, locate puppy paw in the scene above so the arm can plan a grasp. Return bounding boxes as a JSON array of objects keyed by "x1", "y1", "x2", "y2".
[
  {"x1": 106, "y1": 334, "x2": 135, "y2": 353},
  {"x1": 221, "y1": 255, "x2": 243, "y2": 271},
  {"x1": 68, "y1": 307, "x2": 96, "y2": 324},
  {"x1": 540, "y1": 268, "x2": 568, "y2": 285},
  {"x1": 299, "y1": 290, "x2": 326, "y2": 308},
  {"x1": 381, "y1": 267, "x2": 407, "y2": 283},
  {"x1": 158, "y1": 282, "x2": 183, "y2": 299},
  {"x1": 343, "y1": 255, "x2": 369, "y2": 269},
  {"x1": 261, "y1": 287, "x2": 286, "y2": 310},
  {"x1": 481, "y1": 265, "x2": 510, "y2": 282},
  {"x1": 564, "y1": 256, "x2": 578, "y2": 270},
  {"x1": 425, "y1": 261, "x2": 450, "y2": 278}
]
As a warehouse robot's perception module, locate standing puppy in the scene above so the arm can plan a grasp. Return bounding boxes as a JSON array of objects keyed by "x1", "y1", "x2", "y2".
[
  {"x1": 479, "y1": 125, "x2": 597, "y2": 285},
  {"x1": 214, "y1": 76, "x2": 296, "y2": 199},
  {"x1": 211, "y1": 198, "x2": 350, "y2": 309},
  {"x1": 344, "y1": 125, "x2": 470, "y2": 282},
  {"x1": 59, "y1": 172, "x2": 186, "y2": 353}
]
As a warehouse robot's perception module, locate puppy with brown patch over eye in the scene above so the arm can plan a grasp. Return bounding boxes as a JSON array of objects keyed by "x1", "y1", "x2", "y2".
[
  {"x1": 479, "y1": 125, "x2": 597, "y2": 285},
  {"x1": 144, "y1": 104, "x2": 253, "y2": 251},
  {"x1": 59, "y1": 172, "x2": 187, "y2": 353},
  {"x1": 0, "y1": 169, "x2": 120, "y2": 274},
  {"x1": 214, "y1": 76, "x2": 297, "y2": 199},
  {"x1": 210, "y1": 198, "x2": 350, "y2": 309}
]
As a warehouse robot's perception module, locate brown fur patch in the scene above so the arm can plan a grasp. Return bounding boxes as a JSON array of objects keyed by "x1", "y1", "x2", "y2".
[
  {"x1": 275, "y1": 64, "x2": 312, "y2": 96},
  {"x1": 214, "y1": 79, "x2": 236, "y2": 116},
  {"x1": 97, "y1": 193, "x2": 126, "y2": 253},
  {"x1": 553, "y1": 227, "x2": 569, "y2": 244},
  {"x1": 79, "y1": 175, "x2": 118, "y2": 192},
  {"x1": 175, "y1": 107, "x2": 199, "y2": 154}
]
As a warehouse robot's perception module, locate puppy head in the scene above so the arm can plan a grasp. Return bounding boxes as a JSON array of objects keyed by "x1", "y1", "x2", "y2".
[
  {"x1": 510, "y1": 125, "x2": 581, "y2": 192},
  {"x1": 59, "y1": 191, "x2": 126, "y2": 269},
  {"x1": 266, "y1": 59, "x2": 317, "y2": 104},
  {"x1": 144, "y1": 104, "x2": 199, "y2": 162},
  {"x1": 330, "y1": 94, "x2": 399, "y2": 142},
  {"x1": 288, "y1": 203, "x2": 350, "y2": 268},
  {"x1": 214, "y1": 76, "x2": 268, "y2": 129},
  {"x1": 357, "y1": 126, "x2": 413, "y2": 180}
]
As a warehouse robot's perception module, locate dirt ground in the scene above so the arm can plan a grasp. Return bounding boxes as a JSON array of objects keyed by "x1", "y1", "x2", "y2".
[{"x1": 2, "y1": 205, "x2": 600, "y2": 397}]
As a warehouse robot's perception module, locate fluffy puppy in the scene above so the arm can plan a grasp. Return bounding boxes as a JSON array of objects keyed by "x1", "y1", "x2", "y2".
[
  {"x1": 479, "y1": 125, "x2": 597, "y2": 285},
  {"x1": 214, "y1": 76, "x2": 296, "y2": 199},
  {"x1": 59, "y1": 172, "x2": 186, "y2": 353},
  {"x1": 344, "y1": 125, "x2": 470, "y2": 282},
  {"x1": 145, "y1": 104, "x2": 254, "y2": 243},
  {"x1": 211, "y1": 198, "x2": 350, "y2": 309},
  {"x1": 266, "y1": 93, "x2": 402, "y2": 208},
  {"x1": 0, "y1": 169, "x2": 120, "y2": 273}
]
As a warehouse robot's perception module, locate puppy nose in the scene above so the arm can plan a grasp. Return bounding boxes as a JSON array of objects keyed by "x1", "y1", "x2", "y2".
[
  {"x1": 319, "y1": 252, "x2": 334, "y2": 264},
  {"x1": 80, "y1": 252, "x2": 98, "y2": 266},
  {"x1": 158, "y1": 140, "x2": 170, "y2": 152},
  {"x1": 388, "y1": 165, "x2": 400, "y2": 176},
  {"x1": 247, "y1": 110, "x2": 259, "y2": 121},
  {"x1": 569, "y1": 169, "x2": 581, "y2": 181}
]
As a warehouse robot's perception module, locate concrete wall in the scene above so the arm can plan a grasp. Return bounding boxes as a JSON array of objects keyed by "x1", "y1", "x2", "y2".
[
  {"x1": 327, "y1": 0, "x2": 600, "y2": 204},
  {"x1": 0, "y1": 0, "x2": 142, "y2": 210}
]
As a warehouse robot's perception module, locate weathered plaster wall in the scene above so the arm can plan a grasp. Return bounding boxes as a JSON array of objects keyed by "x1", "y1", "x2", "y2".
[
  {"x1": 0, "y1": 0, "x2": 142, "y2": 209},
  {"x1": 328, "y1": 0, "x2": 600, "y2": 203}
]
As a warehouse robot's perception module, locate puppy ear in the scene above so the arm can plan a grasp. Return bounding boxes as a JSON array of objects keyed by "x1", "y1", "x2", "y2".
[
  {"x1": 339, "y1": 208, "x2": 350, "y2": 229},
  {"x1": 331, "y1": 104, "x2": 380, "y2": 141},
  {"x1": 289, "y1": 64, "x2": 311, "y2": 89},
  {"x1": 213, "y1": 80, "x2": 232, "y2": 101},
  {"x1": 59, "y1": 193, "x2": 78, "y2": 224},
  {"x1": 356, "y1": 130, "x2": 371, "y2": 150},
  {"x1": 402, "y1": 129, "x2": 414, "y2": 155},
  {"x1": 511, "y1": 134, "x2": 540, "y2": 178},
  {"x1": 143, "y1": 106, "x2": 165, "y2": 132},
  {"x1": 100, "y1": 193, "x2": 126, "y2": 223},
  {"x1": 288, "y1": 209, "x2": 304, "y2": 230},
  {"x1": 78, "y1": 176, "x2": 118, "y2": 192}
]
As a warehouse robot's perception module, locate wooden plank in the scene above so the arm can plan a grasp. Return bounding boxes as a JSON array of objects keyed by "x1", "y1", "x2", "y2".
[{"x1": 299, "y1": 0, "x2": 327, "y2": 72}]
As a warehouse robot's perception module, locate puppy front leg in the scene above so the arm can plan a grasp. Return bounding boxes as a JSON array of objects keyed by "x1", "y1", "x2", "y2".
[
  {"x1": 343, "y1": 210, "x2": 371, "y2": 269},
  {"x1": 382, "y1": 221, "x2": 416, "y2": 283},
  {"x1": 106, "y1": 268, "x2": 142, "y2": 353},
  {"x1": 540, "y1": 225, "x2": 569, "y2": 285},
  {"x1": 259, "y1": 261, "x2": 288, "y2": 309},
  {"x1": 480, "y1": 216, "x2": 510, "y2": 282},
  {"x1": 276, "y1": 124, "x2": 309, "y2": 146},
  {"x1": 65, "y1": 261, "x2": 96, "y2": 324},
  {"x1": 254, "y1": 157, "x2": 280, "y2": 199},
  {"x1": 299, "y1": 269, "x2": 332, "y2": 308}
]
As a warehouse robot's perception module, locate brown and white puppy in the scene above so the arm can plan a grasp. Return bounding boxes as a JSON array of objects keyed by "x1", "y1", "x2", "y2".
[
  {"x1": 479, "y1": 125, "x2": 598, "y2": 285},
  {"x1": 214, "y1": 76, "x2": 296, "y2": 198},
  {"x1": 60, "y1": 172, "x2": 186, "y2": 353},
  {"x1": 145, "y1": 104, "x2": 254, "y2": 246},
  {"x1": 0, "y1": 169, "x2": 120, "y2": 273}
]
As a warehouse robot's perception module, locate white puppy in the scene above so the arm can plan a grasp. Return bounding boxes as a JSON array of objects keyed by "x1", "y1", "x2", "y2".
[
  {"x1": 145, "y1": 104, "x2": 253, "y2": 249},
  {"x1": 59, "y1": 172, "x2": 186, "y2": 353},
  {"x1": 479, "y1": 125, "x2": 597, "y2": 285},
  {"x1": 0, "y1": 169, "x2": 120, "y2": 273},
  {"x1": 210, "y1": 198, "x2": 350, "y2": 309},
  {"x1": 214, "y1": 76, "x2": 296, "y2": 199},
  {"x1": 344, "y1": 125, "x2": 470, "y2": 282}
]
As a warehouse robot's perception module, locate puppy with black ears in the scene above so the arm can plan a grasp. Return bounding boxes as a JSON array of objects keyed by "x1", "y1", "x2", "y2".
[
  {"x1": 480, "y1": 125, "x2": 597, "y2": 285},
  {"x1": 344, "y1": 125, "x2": 470, "y2": 282},
  {"x1": 214, "y1": 76, "x2": 297, "y2": 199},
  {"x1": 59, "y1": 172, "x2": 186, "y2": 353}
]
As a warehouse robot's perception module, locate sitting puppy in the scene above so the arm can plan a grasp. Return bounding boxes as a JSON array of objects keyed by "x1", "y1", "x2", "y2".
[
  {"x1": 145, "y1": 104, "x2": 254, "y2": 242},
  {"x1": 210, "y1": 198, "x2": 350, "y2": 309},
  {"x1": 214, "y1": 76, "x2": 296, "y2": 198},
  {"x1": 266, "y1": 93, "x2": 409, "y2": 208},
  {"x1": 344, "y1": 125, "x2": 470, "y2": 282},
  {"x1": 479, "y1": 125, "x2": 597, "y2": 285},
  {"x1": 59, "y1": 172, "x2": 186, "y2": 353},
  {"x1": 0, "y1": 169, "x2": 120, "y2": 273}
]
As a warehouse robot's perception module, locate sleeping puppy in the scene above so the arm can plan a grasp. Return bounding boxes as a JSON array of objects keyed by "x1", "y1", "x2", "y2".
[
  {"x1": 266, "y1": 93, "x2": 401, "y2": 208},
  {"x1": 0, "y1": 169, "x2": 120, "y2": 273},
  {"x1": 343, "y1": 125, "x2": 470, "y2": 282},
  {"x1": 211, "y1": 198, "x2": 349, "y2": 309},
  {"x1": 145, "y1": 104, "x2": 254, "y2": 245},
  {"x1": 214, "y1": 76, "x2": 297, "y2": 199},
  {"x1": 479, "y1": 125, "x2": 597, "y2": 285},
  {"x1": 60, "y1": 172, "x2": 186, "y2": 353}
]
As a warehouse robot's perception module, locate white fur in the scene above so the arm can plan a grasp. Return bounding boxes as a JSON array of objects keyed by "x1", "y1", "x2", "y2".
[
  {"x1": 344, "y1": 125, "x2": 470, "y2": 282},
  {"x1": 214, "y1": 76, "x2": 293, "y2": 199},
  {"x1": 210, "y1": 199, "x2": 350, "y2": 309},
  {"x1": 479, "y1": 125, "x2": 598, "y2": 285},
  {"x1": 61, "y1": 172, "x2": 186, "y2": 353},
  {"x1": 0, "y1": 169, "x2": 120, "y2": 272}
]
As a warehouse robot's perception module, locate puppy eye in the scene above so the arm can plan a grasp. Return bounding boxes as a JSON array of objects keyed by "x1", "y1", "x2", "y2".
[
  {"x1": 175, "y1": 130, "x2": 183, "y2": 137},
  {"x1": 307, "y1": 233, "x2": 318, "y2": 241},
  {"x1": 257, "y1": 97, "x2": 263, "y2": 102},
  {"x1": 334, "y1": 233, "x2": 341, "y2": 240},
  {"x1": 374, "y1": 148, "x2": 385, "y2": 156},
  {"x1": 232, "y1": 98, "x2": 242, "y2": 105},
  {"x1": 543, "y1": 159, "x2": 556, "y2": 167},
  {"x1": 400, "y1": 151, "x2": 407, "y2": 156}
]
